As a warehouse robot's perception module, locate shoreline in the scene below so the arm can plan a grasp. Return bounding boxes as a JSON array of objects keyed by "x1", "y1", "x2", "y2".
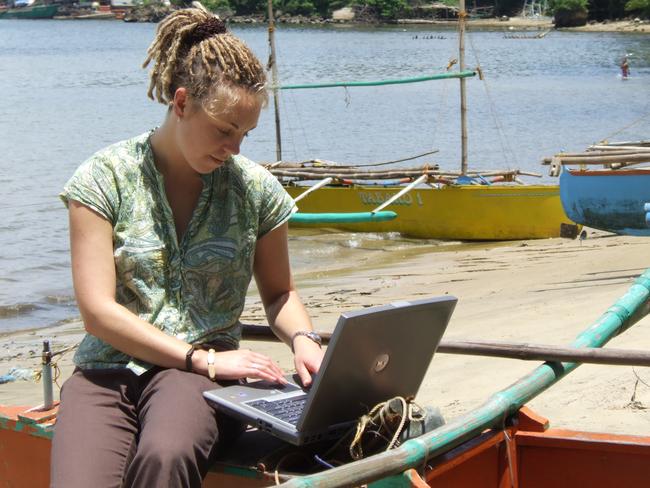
[
  {"x1": 2, "y1": 229, "x2": 649, "y2": 435},
  {"x1": 231, "y1": 16, "x2": 650, "y2": 33},
  {"x1": 397, "y1": 17, "x2": 650, "y2": 33},
  {"x1": 45, "y1": 9, "x2": 650, "y2": 34}
]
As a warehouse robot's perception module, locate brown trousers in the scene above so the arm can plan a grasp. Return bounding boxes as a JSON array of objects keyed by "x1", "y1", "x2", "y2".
[{"x1": 50, "y1": 367, "x2": 244, "y2": 488}]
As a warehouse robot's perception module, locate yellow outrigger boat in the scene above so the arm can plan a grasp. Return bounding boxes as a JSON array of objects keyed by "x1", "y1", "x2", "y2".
[{"x1": 284, "y1": 183, "x2": 570, "y2": 240}]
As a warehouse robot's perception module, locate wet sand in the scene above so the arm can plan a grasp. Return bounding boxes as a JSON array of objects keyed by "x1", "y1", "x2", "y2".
[{"x1": 2, "y1": 229, "x2": 649, "y2": 435}]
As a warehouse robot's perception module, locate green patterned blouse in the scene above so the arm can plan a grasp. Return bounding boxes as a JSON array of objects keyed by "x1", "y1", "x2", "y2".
[{"x1": 60, "y1": 132, "x2": 297, "y2": 374}]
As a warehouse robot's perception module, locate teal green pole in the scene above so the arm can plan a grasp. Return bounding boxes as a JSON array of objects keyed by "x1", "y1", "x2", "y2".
[
  {"x1": 275, "y1": 70, "x2": 476, "y2": 90},
  {"x1": 290, "y1": 211, "x2": 397, "y2": 224},
  {"x1": 280, "y1": 269, "x2": 650, "y2": 488}
]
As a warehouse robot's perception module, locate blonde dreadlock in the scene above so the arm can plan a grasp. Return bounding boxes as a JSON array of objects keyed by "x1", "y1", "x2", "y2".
[{"x1": 142, "y1": 7, "x2": 267, "y2": 115}]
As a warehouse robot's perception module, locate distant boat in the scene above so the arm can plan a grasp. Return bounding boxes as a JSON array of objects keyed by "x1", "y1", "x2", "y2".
[
  {"x1": 0, "y1": 2, "x2": 59, "y2": 19},
  {"x1": 548, "y1": 140, "x2": 650, "y2": 236},
  {"x1": 53, "y1": 11, "x2": 116, "y2": 20}
]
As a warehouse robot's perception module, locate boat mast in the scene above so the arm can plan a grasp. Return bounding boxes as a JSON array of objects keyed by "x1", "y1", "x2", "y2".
[
  {"x1": 267, "y1": 0, "x2": 282, "y2": 161},
  {"x1": 458, "y1": 0, "x2": 468, "y2": 175}
]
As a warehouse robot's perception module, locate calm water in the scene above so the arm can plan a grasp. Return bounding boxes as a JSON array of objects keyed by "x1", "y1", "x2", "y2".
[{"x1": 0, "y1": 19, "x2": 649, "y2": 332}]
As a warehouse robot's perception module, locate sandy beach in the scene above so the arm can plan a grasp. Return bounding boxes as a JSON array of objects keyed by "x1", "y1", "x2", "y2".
[
  {"x1": 400, "y1": 17, "x2": 650, "y2": 34},
  {"x1": 2, "y1": 229, "x2": 649, "y2": 436}
]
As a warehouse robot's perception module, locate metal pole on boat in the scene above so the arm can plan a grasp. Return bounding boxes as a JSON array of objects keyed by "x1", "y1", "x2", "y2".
[
  {"x1": 41, "y1": 340, "x2": 53, "y2": 410},
  {"x1": 267, "y1": 0, "x2": 283, "y2": 162},
  {"x1": 459, "y1": 0, "x2": 468, "y2": 175}
]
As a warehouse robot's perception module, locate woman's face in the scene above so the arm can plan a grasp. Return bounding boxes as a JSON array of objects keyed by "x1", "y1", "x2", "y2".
[{"x1": 175, "y1": 88, "x2": 262, "y2": 174}]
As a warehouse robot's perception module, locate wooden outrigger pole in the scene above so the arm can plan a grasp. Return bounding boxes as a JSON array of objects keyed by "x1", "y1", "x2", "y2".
[
  {"x1": 459, "y1": 0, "x2": 469, "y2": 176},
  {"x1": 267, "y1": 0, "x2": 282, "y2": 161},
  {"x1": 242, "y1": 323, "x2": 650, "y2": 367}
]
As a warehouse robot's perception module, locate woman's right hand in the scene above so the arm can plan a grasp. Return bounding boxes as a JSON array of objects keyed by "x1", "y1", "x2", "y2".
[{"x1": 194, "y1": 349, "x2": 288, "y2": 384}]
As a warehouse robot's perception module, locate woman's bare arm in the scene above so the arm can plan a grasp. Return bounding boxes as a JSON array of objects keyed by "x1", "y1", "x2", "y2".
[
  {"x1": 70, "y1": 200, "x2": 195, "y2": 368},
  {"x1": 254, "y1": 223, "x2": 324, "y2": 386}
]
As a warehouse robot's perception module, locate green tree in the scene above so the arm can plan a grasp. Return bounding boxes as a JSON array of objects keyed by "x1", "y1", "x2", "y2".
[
  {"x1": 229, "y1": 0, "x2": 265, "y2": 15},
  {"x1": 549, "y1": 0, "x2": 589, "y2": 13},
  {"x1": 549, "y1": 0, "x2": 589, "y2": 25},
  {"x1": 274, "y1": 0, "x2": 317, "y2": 16},
  {"x1": 200, "y1": 0, "x2": 234, "y2": 15},
  {"x1": 625, "y1": 0, "x2": 650, "y2": 16},
  {"x1": 354, "y1": 0, "x2": 407, "y2": 20},
  {"x1": 587, "y1": 0, "x2": 627, "y2": 20}
]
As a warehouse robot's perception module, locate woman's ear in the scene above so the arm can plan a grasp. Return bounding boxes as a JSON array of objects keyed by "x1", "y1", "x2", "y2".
[{"x1": 172, "y1": 87, "x2": 188, "y2": 118}]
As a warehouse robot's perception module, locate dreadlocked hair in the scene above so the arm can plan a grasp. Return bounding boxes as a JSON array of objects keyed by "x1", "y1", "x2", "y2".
[{"x1": 142, "y1": 7, "x2": 267, "y2": 115}]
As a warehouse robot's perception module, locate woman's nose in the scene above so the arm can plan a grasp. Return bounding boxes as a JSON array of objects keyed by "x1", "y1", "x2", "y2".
[{"x1": 225, "y1": 136, "x2": 242, "y2": 157}]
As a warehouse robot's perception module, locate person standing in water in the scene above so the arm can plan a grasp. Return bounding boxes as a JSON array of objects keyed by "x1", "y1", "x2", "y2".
[
  {"x1": 50, "y1": 7, "x2": 324, "y2": 487},
  {"x1": 620, "y1": 55, "x2": 630, "y2": 79}
]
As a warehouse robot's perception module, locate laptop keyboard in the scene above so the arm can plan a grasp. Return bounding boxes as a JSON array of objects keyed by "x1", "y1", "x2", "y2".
[{"x1": 248, "y1": 395, "x2": 308, "y2": 425}]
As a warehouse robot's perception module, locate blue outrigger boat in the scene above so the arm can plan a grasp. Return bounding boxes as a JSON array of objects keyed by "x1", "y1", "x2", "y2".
[
  {"x1": 560, "y1": 168, "x2": 650, "y2": 236},
  {"x1": 548, "y1": 141, "x2": 650, "y2": 235}
]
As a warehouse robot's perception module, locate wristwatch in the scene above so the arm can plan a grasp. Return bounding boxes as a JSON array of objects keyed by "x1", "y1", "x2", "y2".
[{"x1": 291, "y1": 331, "x2": 322, "y2": 352}]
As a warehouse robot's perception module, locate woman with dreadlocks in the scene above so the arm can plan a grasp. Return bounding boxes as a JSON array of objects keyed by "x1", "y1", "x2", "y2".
[{"x1": 50, "y1": 7, "x2": 324, "y2": 487}]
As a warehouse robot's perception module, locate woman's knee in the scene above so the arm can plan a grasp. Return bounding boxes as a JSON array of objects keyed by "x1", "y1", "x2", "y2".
[
  {"x1": 141, "y1": 446, "x2": 191, "y2": 472},
  {"x1": 127, "y1": 437, "x2": 207, "y2": 486}
]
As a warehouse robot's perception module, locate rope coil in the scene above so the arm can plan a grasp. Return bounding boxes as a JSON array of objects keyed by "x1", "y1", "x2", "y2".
[{"x1": 348, "y1": 396, "x2": 425, "y2": 460}]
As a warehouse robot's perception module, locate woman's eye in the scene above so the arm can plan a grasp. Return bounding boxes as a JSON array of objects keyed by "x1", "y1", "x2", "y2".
[{"x1": 218, "y1": 128, "x2": 231, "y2": 136}]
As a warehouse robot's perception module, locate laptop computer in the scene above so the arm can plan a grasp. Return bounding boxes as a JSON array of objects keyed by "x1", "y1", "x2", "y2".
[{"x1": 203, "y1": 296, "x2": 457, "y2": 445}]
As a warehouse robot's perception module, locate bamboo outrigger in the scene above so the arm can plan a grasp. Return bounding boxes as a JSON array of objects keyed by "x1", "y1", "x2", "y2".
[{"x1": 3, "y1": 267, "x2": 650, "y2": 487}]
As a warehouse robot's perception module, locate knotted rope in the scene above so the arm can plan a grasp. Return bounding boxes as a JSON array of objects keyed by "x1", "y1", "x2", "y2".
[{"x1": 349, "y1": 396, "x2": 426, "y2": 460}]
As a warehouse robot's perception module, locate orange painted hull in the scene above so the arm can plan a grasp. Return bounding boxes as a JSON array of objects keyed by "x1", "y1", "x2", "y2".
[
  {"x1": 2, "y1": 405, "x2": 650, "y2": 487},
  {"x1": 421, "y1": 421, "x2": 650, "y2": 487}
]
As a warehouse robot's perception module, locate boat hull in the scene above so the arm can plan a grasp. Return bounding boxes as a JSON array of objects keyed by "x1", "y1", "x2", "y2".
[
  {"x1": 560, "y1": 168, "x2": 650, "y2": 236},
  {"x1": 3, "y1": 405, "x2": 650, "y2": 488},
  {"x1": 0, "y1": 4, "x2": 59, "y2": 18},
  {"x1": 286, "y1": 184, "x2": 574, "y2": 240}
]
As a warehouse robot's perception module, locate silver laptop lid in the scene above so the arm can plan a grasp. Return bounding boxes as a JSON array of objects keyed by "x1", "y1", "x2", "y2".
[{"x1": 297, "y1": 295, "x2": 456, "y2": 432}]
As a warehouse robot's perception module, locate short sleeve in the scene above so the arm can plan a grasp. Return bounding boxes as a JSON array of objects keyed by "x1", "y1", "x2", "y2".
[
  {"x1": 59, "y1": 156, "x2": 119, "y2": 224},
  {"x1": 257, "y1": 170, "x2": 297, "y2": 238}
]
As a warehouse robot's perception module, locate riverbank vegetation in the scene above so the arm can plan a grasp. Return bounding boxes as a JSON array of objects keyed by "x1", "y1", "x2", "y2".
[{"x1": 141, "y1": 0, "x2": 649, "y2": 25}]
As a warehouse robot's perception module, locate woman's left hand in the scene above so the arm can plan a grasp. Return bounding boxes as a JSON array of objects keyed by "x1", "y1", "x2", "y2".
[{"x1": 293, "y1": 336, "x2": 325, "y2": 387}]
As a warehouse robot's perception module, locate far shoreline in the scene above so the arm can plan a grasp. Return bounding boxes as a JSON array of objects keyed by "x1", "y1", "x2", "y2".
[
  {"x1": 224, "y1": 15, "x2": 650, "y2": 34},
  {"x1": 71, "y1": 6, "x2": 650, "y2": 34},
  {"x1": 398, "y1": 18, "x2": 650, "y2": 34}
]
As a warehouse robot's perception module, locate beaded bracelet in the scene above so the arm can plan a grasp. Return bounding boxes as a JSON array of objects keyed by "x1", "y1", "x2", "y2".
[{"x1": 207, "y1": 348, "x2": 216, "y2": 381}]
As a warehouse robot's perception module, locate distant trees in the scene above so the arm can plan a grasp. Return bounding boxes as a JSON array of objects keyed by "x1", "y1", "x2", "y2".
[
  {"x1": 553, "y1": 0, "x2": 648, "y2": 23},
  {"x1": 352, "y1": 0, "x2": 407, "y2": 20},
  {"x1": 170, "y1": 0, "x2": 647, "y2": 21},
  {"x1": 549, "y1": 0, "x2": 588, "y2": 26},
  {"x1": 625, "y1": 0, "x2": 650, "y2": 17},
  {"x1": 176, "y1": 0, "x2": 346, "y2": 17},
  {"x1": 586, "y1": 0, "x2": 623, "y2": 19}
]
